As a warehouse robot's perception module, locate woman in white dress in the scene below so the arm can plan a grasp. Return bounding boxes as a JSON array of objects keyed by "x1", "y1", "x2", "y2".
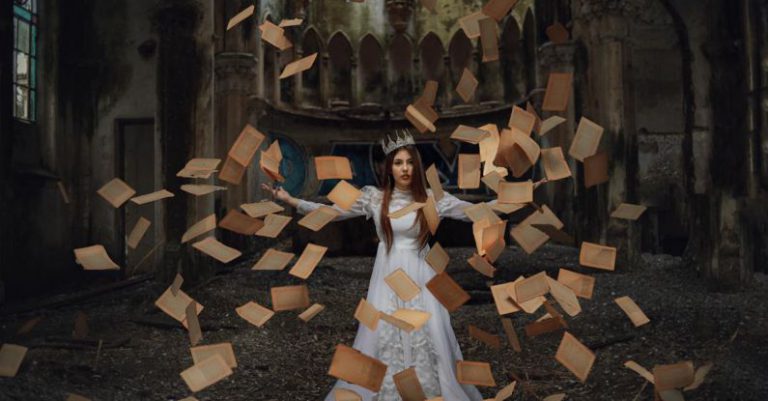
[{"x1": 264, "y1": 131, "x2": 538, "y2": 401}]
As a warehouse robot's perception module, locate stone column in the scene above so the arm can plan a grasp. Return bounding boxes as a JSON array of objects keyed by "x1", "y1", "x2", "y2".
[
  {"x1": 215, "y1": 52, "x2": 258, "y2": 250},
  {"x1": 293, "y1": 46, "x2": 304, "y2": 106},
  {"x1": 537, "y1": 41, "x2": 578, "y2": 234},
  {"x1": 153, "y1": 0, "x2": 216, "y2": 285},
  {"x1": 442, "y1": 55, "x2": 453, "y2": 107},
  {"x1": 0, "y1": 1, "x2": 12, "y2": 302},
  {"x1": 571, "y1": 5, "x2": 639, "y2": 265},
  {"x1": 350, "y1": 55, "x2": 359, "y2": 107},
  {"x1": 320, "y1": 52, "x2": 330, "y2": 108}
]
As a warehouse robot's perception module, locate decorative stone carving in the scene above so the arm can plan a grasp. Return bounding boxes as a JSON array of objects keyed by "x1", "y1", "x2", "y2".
[
  {"x1": 215, "y1": 52, "x2": 258, "y2": 94},
  {"x1": 386, "y1": 0, "x2": 414, "y2": 33},
  {"x1": 538, "y1": 42, "x2": 578, "y2": 69}
]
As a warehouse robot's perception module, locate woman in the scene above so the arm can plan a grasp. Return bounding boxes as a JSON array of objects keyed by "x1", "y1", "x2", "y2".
[{"x1": 264, "y1": 131, "x2": 542, "y2": 401}]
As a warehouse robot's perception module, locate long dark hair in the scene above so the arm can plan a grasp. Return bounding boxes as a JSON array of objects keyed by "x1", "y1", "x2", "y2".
[{"x1": 379, "y1": 145, "x2": 430, "y2": 252}]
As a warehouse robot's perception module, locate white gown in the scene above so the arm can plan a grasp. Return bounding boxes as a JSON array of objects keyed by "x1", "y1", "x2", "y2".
[{"x1": 297, "y1": 186, "x2": 485, "y2": 401}]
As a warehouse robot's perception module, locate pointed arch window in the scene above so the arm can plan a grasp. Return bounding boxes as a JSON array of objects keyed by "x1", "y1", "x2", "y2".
[{"x1": 14, "y1": 0, "x2": 38, "y2": 122}]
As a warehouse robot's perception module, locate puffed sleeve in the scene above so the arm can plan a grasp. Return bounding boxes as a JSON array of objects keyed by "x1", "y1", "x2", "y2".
[
  {"x1": 296, "y1": 185, "x2": 380, "y2": 221},
  {"x1": 434, "y1": 191, "x2": 499, "y2": 222}
]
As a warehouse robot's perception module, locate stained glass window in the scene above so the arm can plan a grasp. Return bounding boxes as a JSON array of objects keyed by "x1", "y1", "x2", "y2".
[{"x1": 13, "y1": 0, "x2": 38, "y2": 122}]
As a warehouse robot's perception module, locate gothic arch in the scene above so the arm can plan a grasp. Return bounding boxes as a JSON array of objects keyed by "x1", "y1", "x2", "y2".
[
  {"x1": 448, "y1": 30, "x2": 473, "y2": 105},
  {"x1": 328, "y1": 31, "x2": 353, "y2": 106},
  {"x1": 389, "y1": 34, "x2": 413, "y2": 105},
  {"x1": 419, "y1": 33, "x2": 445, "y2": 105},
  {"x1": 500, "y1": 16, "x2": 526, "y2": 102},
  {"x1": 301, "y1": 27, "x2": 323, "y2": 107},
  {"x1": 359, "y1": 34, "x2": 384, "y2": 104}
]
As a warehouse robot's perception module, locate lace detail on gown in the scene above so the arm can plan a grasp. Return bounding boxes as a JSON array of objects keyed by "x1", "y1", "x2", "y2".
[{"x1": 375, "y1": 285, "x2": 441, "y2": 400}]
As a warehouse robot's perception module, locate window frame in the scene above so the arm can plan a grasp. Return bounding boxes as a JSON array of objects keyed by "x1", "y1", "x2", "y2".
[{"x1": 12, "y1": 0, "x2": 38, "y2": 123}]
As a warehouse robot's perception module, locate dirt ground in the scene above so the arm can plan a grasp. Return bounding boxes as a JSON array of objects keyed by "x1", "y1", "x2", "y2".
[{"x1": 1, "y1": 243, "x2": 767, "y2": 401}]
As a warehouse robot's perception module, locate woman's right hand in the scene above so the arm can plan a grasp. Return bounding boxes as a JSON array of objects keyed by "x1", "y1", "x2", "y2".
[{"x1": 260, "y1": 183, "x2": 294, "y2": 205}]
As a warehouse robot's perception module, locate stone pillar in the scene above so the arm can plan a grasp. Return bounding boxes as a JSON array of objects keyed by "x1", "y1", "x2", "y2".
[
  {"x1": 350, "y1": 56, "x2": 359, "y2": 107},
  {"x1": 571, "y1": 5, "x2": 640, "y2": 265},
  {"x1": 537, "y1": 41, "x2": 578, "y2": 234},
  {"x1": 320, "y1": 51, "x2": 330, "y2": 108},
  {"x1": 153, "y1": 0, "x2": 216, "y2": 285},
  {"x1": 293, "y1": 46, "x2": 304, "y2": 106},
  {"x1": 442, "y1": 55, "x2": 453, "y2": 107},
  {"x1": 215, "y1": 52, "x2": 258, "y2": 249}
]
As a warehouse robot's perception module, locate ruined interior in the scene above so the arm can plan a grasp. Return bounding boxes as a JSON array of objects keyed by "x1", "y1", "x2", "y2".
[{"x1": 1, "y1": 0, "x2": 767, "y2": 400}]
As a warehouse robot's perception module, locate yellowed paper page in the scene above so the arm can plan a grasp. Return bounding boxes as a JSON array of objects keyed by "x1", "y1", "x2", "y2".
[
  {"x1": 542, "y1": 72, "x2": 573, "y2": 112},
  {"x1": 393, "y1": 367, "x2": 427, "y2": 401},
  {"x1": 354, "y1": 298, "x2": 380, "y2": 331},
  {"x1": 498, "y1": 180, "x2": 533, "y2": 204},
  {"x1": 482, "y1": 0, "x2": 519, "y2": 21},
  {"x1": 546, "y1": 276, "x2": 582, "y2": 317},
  {"x1": 479, "y1": 17, "x2": 499, "y2": 62},
  {"x1": 579, "y1": 242, "x2": 616, "y2": 271},
  {"x1": 327, "y1": 180, "x2": 362, "y2": 211},
  {"x1": 624, "y1": 360, "x2": 655, "y2": 383},
  {"x1": 384, "y1": 269, "x2": 421, "y2": 302},
  {"x1": 555, "y1": 331, "x2": 596, "y2": 383},
  {"x1": 615, "y1": 296, "x2": 650, "y2": 327},
  {"x1": 177, "y1": 158, "x2": 220, "y2": 179},
  {"x1": 252, "y1": 248, "x2": 294, "y2": 271},
  {"x1": 456, "y1": 360, "x2": 496, "y2": 387},
  {"x1": 180, "y1": 354, "x2": 233, "y2": 392},
  {"x1": 219, "y1": 209, "x2": 264, "y2": 235},
  {"x1": 458, "y1": 154, "x2": 481, "y2": 189},
  {"x1": 0, "y1": 344, "x2": 27, "y2": 377},
  {"x1": 228, "y1": 124, "x2": 265, "y2": 166},
  {"x1": 653, "y1": 361, "x2": 695, "y2": 391},
  {"x1": 389, "y1": 202, "x2": 426, "y2": 219},
  {"x1": 491, "y1": 282, "x2": 520, "y2": 315},
  {"x1": 191, "y1": 343, "x2": 237, "y2": 368},
  {"x1": 185, "y1": 301, "x2": 202, "y2": 346},
  {"x1": 456, "y1": 68, "x2": 478, "y2": 103},
  {"x1": 279, "y1": 53, "x2": 318, "y2": 79},
  {"x1": 74, "y1": 245, "x2": 120, "y2": 271},
  {"x1": 181, "y1": 184, "x2": 226, "y2": 196},
  {"x1": 425, "y1": 164, "x2": 444, "y2": 201},
  {"x1": 255, "y1": 214, "x2": 292, "y2": 238},
  {"x1": 468, "y1": 253, "x2": 496, "y2": 278},
  {"x1": 611, "y1": 203, "x2": 647, "y2": 220},
  {"x1": 298, "y1": 206, "x2": 339, "y2": 232},
  {"x1": 270, "y1": 284, "x2": 310, "y2": 311},
  {"x1": 510, "y1": 205, "x2": 564, "y2": 254},
  {"x1": 501, "y1": 317, "x2": 522, "y2": 352},
  {"x1": 557, "y1": 268, "x2": 595, "y2": 299},
  {"x1": 241, "y1": 200, "x2": 284, "y2": 218},
  {"x1": 97, "y1": 178, "x2": 136, "y2": 208},
  {"x1": 425, "y1": 242, "x2": 449, "y2": 273},
  {"x1": 540, "y1": 147, "x2": 572, "y2": 181},
  {"x1": 450, "y1": 125, "x2": 490, "y2": 144},
  {"x1": 569, "y1": 117, "x2": 604, "y2": 161},
  {"x1": 513, "y1": 271, "x2": 549, "y2": 304},
  {"x1": 459, "y1": 11, "x2": 485, "y2": 39},
  {"x1": 468, "y1": 324, "x2": 501, "y2": 349},
  {"x1": 289, "y1": 243, "x2": 328, "y2": 280},
  {"x1": 315, "y1": 156, "x2": 353, "y2": 180},
  {"x1": 127, "y1": 217, "x2": 151, "y2": 249},
  {"x1": 328, "y1": 344, "x2": 387, "y2": 392},
  {"x1": 426, "y1": 272, "x2": 470, "y2": 312},
  {"x1": 226, "y1": 5, "x2": 254, "y2": 30},
  {"x1": 298, "y1": 303, "x2": 325, "y2": 322},
  {"x1": 539, "y1": 115, "x2": 567, "y2": 136},
  {"x1": 218, "y1": 157, "x2": 247, "y2": 184},
  {"x1": 508, "y1": 105, "x2": 536, "y2": 136},
  {"x1": 192, "y1": 237, "x2": 242, "y2": 264},
  {"x1": 236, "y1": 301, "x2": 275, "y2": 327},
  {"x1": 181, "y1": 214, "x2": 216, "y2": 244}
]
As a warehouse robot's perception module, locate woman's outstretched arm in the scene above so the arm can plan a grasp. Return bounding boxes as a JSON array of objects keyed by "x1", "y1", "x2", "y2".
[
  {"x1": 261, "y1": 183, "x2": 376, "y2": 221},
  {"x1": 435, "y1": 178, "x2": 548, "y2": 222}
]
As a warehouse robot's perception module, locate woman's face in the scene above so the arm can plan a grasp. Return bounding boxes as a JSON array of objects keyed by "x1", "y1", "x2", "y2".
[{"x1": 391, "y1": 148, "x2": 414, "y2": 190}]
